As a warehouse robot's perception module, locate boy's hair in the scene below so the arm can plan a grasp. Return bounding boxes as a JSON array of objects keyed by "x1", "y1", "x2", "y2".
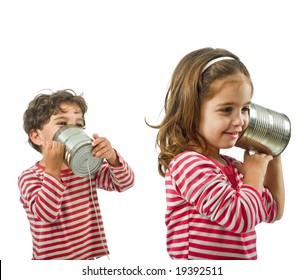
[
  {"x1": 23, "y1": 89, "x2": 88, "y2": 152},
  {"x1": 152, "y1": 47, "x2": 253, "y2": 176}
]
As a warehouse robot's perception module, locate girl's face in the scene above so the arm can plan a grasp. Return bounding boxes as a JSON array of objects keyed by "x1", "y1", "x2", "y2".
[{"x1": 199, "y1": 73, "x2": 252, "y2": 158}]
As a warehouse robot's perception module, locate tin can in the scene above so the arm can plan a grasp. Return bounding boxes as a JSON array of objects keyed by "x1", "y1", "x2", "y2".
[
  {"x1": 53, "y1": 125, "x2": 103, "y2": 177},
  {"x1": 236, "y1": 103, "x2": 291, "y2": 156}
]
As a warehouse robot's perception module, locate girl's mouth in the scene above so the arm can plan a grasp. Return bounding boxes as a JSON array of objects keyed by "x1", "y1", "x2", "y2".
[{"x1": 223, "y1": 131, "x2": 241, "y2": 139}]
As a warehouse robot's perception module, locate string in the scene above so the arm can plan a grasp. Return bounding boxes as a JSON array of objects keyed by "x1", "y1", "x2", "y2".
[{"x1": 87, "y1": 159, "x2": 110, "y2": 260}]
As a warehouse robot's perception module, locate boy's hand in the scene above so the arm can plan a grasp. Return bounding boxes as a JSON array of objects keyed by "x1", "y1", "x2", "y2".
[
  {"x1": 43, "y1": 140, "x2": 65, "y2": 179},
  {"x1": 91, "y1": 133, "x2": 121, "y2": 167}
]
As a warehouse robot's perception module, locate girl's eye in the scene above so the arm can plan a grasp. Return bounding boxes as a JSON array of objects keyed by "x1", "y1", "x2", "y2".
[
  {"x1": 220, "y1": 107, "x2": 233, "y2": 113},
  {"x1": 76, "y1": 123, "x2": 84, "y2": 128},
  {"x1": 242, "y1": 107, "x2": 250, "y2": 113}
]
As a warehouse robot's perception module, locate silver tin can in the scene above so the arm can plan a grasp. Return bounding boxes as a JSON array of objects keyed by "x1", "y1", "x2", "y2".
[
  {"x1": 236, "y1": 103, "x2": 291, "y2": 156},
  {"x1": 53, "y1": 125, "x2": 103, "y2": 177}
]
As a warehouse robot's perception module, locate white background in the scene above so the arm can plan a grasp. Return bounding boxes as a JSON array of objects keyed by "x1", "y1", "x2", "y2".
[{"x1": 1, "y1": 0, "x2": 303, "y2": 279}]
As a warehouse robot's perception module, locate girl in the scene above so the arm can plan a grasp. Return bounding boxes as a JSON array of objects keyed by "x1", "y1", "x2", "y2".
[{"x1": 151, "y1": 48, "x2": 285, "y2": 260}]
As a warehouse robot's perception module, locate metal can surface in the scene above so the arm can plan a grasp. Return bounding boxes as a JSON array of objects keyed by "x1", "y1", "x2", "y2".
[
  {"x1": 53, "y1": 125, "x2": 103, "y2": 177},
  {"x1": 236, "y1": 103, "x2": 291, "y2": 156}
]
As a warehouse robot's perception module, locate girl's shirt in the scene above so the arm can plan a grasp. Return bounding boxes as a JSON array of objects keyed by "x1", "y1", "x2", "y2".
[
  {"x1": 18, "y1": 152, "x2": 134, "y2": 260},
  {"x1": 165, "y1": 151, "x2": 277, "y2": 260}
]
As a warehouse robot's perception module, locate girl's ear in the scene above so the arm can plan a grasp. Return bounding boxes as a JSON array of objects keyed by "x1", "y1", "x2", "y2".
[{"x1": 29, "y1": 129, "x2": 43, "y2": 147}]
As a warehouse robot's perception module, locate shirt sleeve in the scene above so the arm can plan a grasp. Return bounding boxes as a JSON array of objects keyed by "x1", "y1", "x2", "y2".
[
  {"x1": 169, "y1": 152, "x2": 276, "y2": 233},
  {"x1": 18, "y1": 170, "x2": 67, "y2": 223},
  {"x1": 95, "y1": 151, "x2": 135, "y2": 192},
  {"x1": 261, "y1": 187, "x2": 278, "y2": 223}
]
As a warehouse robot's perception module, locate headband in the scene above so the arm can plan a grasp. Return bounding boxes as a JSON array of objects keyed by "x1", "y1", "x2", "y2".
[{"x1": 202, "y1": 56, "x2": 235, "y2": 73}]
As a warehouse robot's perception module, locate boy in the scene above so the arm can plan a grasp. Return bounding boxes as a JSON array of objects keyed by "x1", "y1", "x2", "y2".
[{"x1": 18, "y1": 89, "x2": 134, "y2": 259}]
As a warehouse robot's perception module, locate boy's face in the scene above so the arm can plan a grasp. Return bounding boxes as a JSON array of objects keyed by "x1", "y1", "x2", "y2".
[{"x1": 31, "y1": 102, "x2": 85, "y2": 153}]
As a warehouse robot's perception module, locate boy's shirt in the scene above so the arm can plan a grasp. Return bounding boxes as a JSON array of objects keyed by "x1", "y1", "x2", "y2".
[{"x1": 18, "y1": 152, "x2": 134, "y2": 260}]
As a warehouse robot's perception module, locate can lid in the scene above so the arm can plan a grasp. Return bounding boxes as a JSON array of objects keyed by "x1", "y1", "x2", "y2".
[{"x1": 69, "y1": 143, "x2": 103, "y2": 177}]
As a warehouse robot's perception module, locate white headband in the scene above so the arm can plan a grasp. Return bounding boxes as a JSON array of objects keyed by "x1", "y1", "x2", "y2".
[{"x1": 202, "y1": 56, "x2": 235, "y2": 73}]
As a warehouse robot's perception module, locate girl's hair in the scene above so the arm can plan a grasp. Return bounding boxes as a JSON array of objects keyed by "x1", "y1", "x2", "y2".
[
  {"x1": 151, "y1": 47, "x2": 253, "y2": 177},
  {"x1": 23, "y1": 89, "x2": 88, "y2": 152}
]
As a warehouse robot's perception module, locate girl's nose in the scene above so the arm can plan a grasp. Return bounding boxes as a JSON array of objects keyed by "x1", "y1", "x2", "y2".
[{"x1": 232, "y1": 112, "x2": 246, "y2": 126}]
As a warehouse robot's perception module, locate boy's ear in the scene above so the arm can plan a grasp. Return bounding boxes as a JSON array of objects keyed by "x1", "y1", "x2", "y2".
[{"x1": 29, "y1": 129, "x2": 43, "y2": 147}]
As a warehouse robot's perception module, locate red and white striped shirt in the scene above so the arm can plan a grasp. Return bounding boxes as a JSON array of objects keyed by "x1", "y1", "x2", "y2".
[
  {"x1": 165, "y1": 151, "x2": 277, "y2": 260},
  {"x1": 18, "y1": 153, "x2": 134, "y2": 260}
]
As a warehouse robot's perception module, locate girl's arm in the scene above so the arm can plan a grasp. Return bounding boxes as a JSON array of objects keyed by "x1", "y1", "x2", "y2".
[
  {"x1": 170, "y1": 152, "x2": 276, "y2": 234},
  {"x1": 263, "y1": 155, "x2": 285, "y2": 220}
]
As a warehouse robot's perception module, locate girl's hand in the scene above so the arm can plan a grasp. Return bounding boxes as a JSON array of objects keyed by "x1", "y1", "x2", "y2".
[
  {"x1": 235, "y1": 151, "x2": 273, "y2": 194},
  {"x1": 91, "y1": 133, "x2": 121, "y2": 166}
]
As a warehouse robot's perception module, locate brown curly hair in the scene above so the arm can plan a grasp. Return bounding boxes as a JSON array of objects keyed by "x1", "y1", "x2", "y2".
[
  {"x1": 23, "y1": 89, "x2": 88, "y2": 152},
  {"x1": 149, "y1": 48, "x2": 253, "y2": 177}
]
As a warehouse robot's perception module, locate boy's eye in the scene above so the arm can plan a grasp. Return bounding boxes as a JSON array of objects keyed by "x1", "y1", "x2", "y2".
[
  {"x1": 56, "y1": 122, "x2": 84, "y2": 128},
  {"x1": 57, "y1": 122, "x2": 67, "y2": 126}
]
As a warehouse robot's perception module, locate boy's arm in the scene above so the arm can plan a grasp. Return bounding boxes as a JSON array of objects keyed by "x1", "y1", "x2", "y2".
[
  {"x1": 19, "y1": 141, "x2": 66, "y2": 223},
  {"x1": 263, "y1": 155, "x2": 285, "y2": 220},
  {"x1": 18, "y1": 170, "x2": 67, "y2": 223},
  {"x1": 96, "y1": 151, "x2": 134, "y2": 192},
  {"x1": 91, "y1": 134, "x2": 134, "y2": 191}
]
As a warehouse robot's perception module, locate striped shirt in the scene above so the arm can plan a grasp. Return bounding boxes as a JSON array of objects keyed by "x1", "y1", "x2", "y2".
[
  {"x1": 165, "y1": 151, "x2": 277, "y2": 260},
  {"x1": 18, "y1": 153, "x2": 134, "y2": 260}
]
